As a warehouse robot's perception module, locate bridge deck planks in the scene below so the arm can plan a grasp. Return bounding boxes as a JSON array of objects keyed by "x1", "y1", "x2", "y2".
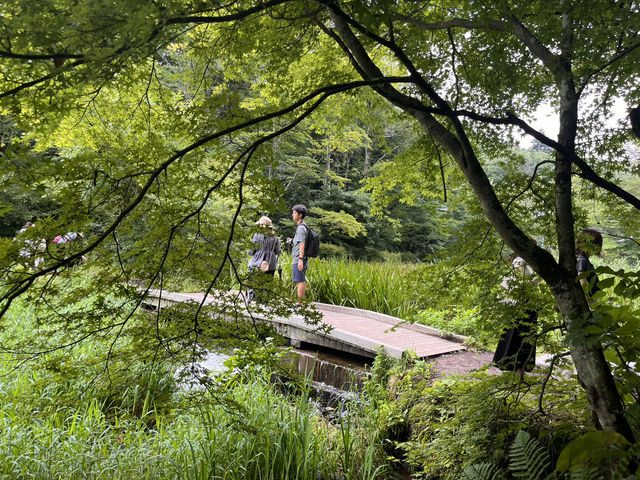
[
  {"x1": 314, "y1": 305, "x2": 465, "y2": 358},
  {"x1": 143, "y1": 290, "x2": 465, "y2": 359}
]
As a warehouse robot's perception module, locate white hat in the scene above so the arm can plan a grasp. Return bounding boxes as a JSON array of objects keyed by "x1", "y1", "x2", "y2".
[{"x1": 256, "y1": 216, "x2": 272, "y2": 226}]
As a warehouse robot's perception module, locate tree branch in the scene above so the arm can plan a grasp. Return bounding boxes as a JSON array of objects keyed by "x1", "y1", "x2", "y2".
[
  {"x1": 0, "y1": 59, "x2": 85, "y2": 99},
  {"x1": 323, "y1": 2, "x2": 559, "y2": 283},
  {"x1": 578, "y1": 40, "x2": 640, "y2": 95},
  {"x1": 390, "y1": 14, "x2": 509, "y2": 32},
  {"x1": 0, "y1": 77, "x2": 410, "y2": 317},
  {"x1": 450, "y1": 108, "x2": 640, "y2": 210},
  {"x1": 505, "y1": 12, "x2": 563, "y2": 76},
  {"x1": 0, "y1": 51, "x2": 82, "y2": 61},
  {"x1": 165, "y1": 0, "x2": 291, "y2": 25}
]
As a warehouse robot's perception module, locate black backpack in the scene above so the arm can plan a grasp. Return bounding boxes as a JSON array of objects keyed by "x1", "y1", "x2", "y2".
[{"x1": 304, "y1": 224, "x2": 320, "y2": 258}]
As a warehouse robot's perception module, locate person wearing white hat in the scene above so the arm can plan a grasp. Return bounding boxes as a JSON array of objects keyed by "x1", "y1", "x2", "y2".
[{"x1": 247, "y1": 216, "x2": 281, "y2": 302}]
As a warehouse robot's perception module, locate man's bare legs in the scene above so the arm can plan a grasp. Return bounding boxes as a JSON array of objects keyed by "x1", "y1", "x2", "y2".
[{"x1": 296, "y1": 281, "x2": 306, "y2": 301}]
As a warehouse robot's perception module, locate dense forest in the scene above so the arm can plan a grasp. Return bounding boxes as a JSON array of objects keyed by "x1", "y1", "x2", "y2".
[{"x1": 1, "y1": 0, "x2": 640, "y2": 478}]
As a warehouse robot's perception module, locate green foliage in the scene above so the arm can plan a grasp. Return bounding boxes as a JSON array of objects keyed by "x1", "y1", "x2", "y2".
[
  {"x1": 579, "y1": 173, "x2": 640, "y2": 262},
  {"x1": 556, "y1": 431, "x2": 630, "y2": 475},
  {"x1": 307, "y1": 257, "x2": 422, "y2": 318},
  {"x1": 318, "y1": 242, "x2": 349, "y2": 258},
  {"x1": 467, "y1": 429, "x2": 639, "y2": 480},
  {"x1": 311, "y1": 206, "x2": 367, "y2": 239},
  {"x1": 0, "y1": 117, "x2": 61, "y2": 238},
  {"x1": 0, "y1": 300, "x2": 391, "y2": 479},
  {"x1": 177, "y1": 378, "x2": 385, "y2": 480},
  {"x1": 0, "y1": 369, "x2": 389, "y2": 479},
  {"x1": 415, "y1": 307, "x2": 481, "y2": 337},
  {"x1": 1, "y1": 0, "x2": 640, "y2": 458},
  {"x1": 362, "y1": 352, "x2": 593, "y2": 480},
  {"x1": 0, "y1": 300, "x2": 178, "y2": 421},
  {"x1": 508, "y1": 430, "x2": 550, "y2": 480},
  {"x1": 465, "y1": 428, "x2": 638, "y2": 480},
  {"x1": 361, "y1": 135, "x2": 447, "y2": 211},
  {"x1": 574, "y1": 262, "x2": 640, "y2": 403},
  {"x1": 463, "y1": 462, "x2": 505, "y2": 480}
]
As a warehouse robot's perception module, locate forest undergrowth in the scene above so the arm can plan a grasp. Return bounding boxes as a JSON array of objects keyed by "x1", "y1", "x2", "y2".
[{"x1": 2, "y1": 254, "x2": 640, "y2": 479}]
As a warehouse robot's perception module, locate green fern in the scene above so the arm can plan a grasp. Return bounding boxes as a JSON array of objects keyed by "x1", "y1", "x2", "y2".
[
  {"x1": 466, "y1": 431, "x2": 605, "y2": 480},
  {"x1": 508, "y1": 430, "x2": 551, "y2": 480},
  {"x1": 463, "y1": 462, "x2": 504, "y2": 480},
  {"x1": 569, "y1": 467, "x2": 601, "y2": 480}
]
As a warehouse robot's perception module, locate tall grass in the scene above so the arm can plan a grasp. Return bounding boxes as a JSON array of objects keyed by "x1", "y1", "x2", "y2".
[
  {"x1": 301, "y1": 255, "x2": 640, "y2": 332},
  {"x1": 0, "y1": 368, "x2": 387, "y2": 479},
  {"x1": 0, "y1": 301, "x2": 390, "y2": 480},
  {"x1": 172, "y1": 380, "x2": 386, "y2": 480},
  {"x1": 305, "y1": 257, "x2": 422, "y2": 318}
]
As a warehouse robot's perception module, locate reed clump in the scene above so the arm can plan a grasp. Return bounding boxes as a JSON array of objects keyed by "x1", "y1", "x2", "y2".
[{"x1": 306, "y1": 257, "x2": 422, "y2": 318}]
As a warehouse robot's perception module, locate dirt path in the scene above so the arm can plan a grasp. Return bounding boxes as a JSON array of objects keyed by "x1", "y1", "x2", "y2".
[
  {"x1": 429, "y1": 349, "x2": 558, "y2": 378},
  {"x1": 429, "y1": 349, "x2": 501, "y2": 377}
]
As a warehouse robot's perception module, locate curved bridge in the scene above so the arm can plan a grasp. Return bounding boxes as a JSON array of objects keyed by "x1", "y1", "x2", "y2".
[{"x1": 143, "y1": 289, "x2": 466, "y2": 360}]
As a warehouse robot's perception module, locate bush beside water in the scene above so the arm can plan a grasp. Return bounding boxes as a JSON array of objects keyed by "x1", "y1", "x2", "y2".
[{"x1": 364, "y1": 353, "x2": 595, "y2": 480}]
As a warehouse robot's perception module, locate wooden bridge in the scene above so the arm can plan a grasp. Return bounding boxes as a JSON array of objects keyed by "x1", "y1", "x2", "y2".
[{"x1": 143, "y1": 290, "x2": 466, "y2": 360}]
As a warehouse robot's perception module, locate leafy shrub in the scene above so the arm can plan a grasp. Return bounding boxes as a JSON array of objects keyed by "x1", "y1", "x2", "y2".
[
  {"x1": 319, "y1": 242, "x2": 349, "y2": 258},
  {"x1": 465, "y1": 429, "x2": 638, "y2": 480},
  {"x1": 363, "y1": 353, "x2": 592, "y2": 479},
  {"x1": 415, "y1": 307, "x2": 481, "y2": 336}
]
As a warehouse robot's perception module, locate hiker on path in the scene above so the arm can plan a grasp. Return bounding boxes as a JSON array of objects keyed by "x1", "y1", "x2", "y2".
[
  {"x1": 291, "y1": 204, "x2": 308, "y2": 301},
  {"x1": 247, "y1": 216, "x2": 281, "y2": 302},
  {"x1": 53, "y1": 232, "x2": 87, "y2": 263},
  {"x1": 53, "y1": 232, "x2": 83, "y2": 245},
  {"x1": 493, "y1": 254, "x2": 538, "y2": 373}
]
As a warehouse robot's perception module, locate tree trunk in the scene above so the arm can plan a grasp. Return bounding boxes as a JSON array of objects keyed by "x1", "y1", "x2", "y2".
[
  {"x1": 345, "y1": 152, "x2": 350, "y2": 179},
  {"x1": 551, "y1": 277, "x2": 635, "y2": 440},
  {"x1": 325, "y1": 5, "x2": 635, "y2": 440},
  {"x1": 324, "y1": 144, "x2": 330, "y2": 187},
  {"x1": 363, "y1": 126, "x2": 371, "y2": 174}
]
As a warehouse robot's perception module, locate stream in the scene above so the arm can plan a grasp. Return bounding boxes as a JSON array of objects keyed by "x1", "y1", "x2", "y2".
[{"x1": 200, "y1": 346, "x2": 371, "y2": 410}]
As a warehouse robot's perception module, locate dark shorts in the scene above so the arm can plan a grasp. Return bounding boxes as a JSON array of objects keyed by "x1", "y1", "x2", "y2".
[{"x1": 292, "y1": 259, "x2": 308, "y2": 283}]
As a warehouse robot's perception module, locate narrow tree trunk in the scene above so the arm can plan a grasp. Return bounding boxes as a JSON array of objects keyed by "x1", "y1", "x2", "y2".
[
  {"x1": 553, "y1": 280, "x2": 635, "y2": 440},
  {"x1": 324, "y1": 144, "x2": 331, "y2": 187},
  {"x1": 345, "y1": 152, "x2": 350, "y2": 179}
]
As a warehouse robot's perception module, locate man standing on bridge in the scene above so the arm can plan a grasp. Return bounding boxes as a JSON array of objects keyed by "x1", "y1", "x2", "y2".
[{"x1": 291, "y1": 204, "x2": 308, "y2": 301}]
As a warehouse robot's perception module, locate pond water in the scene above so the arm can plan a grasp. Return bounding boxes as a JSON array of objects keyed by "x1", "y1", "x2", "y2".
[{"x1": 201, "y1": 350, "x2": 229, "y2": 372}]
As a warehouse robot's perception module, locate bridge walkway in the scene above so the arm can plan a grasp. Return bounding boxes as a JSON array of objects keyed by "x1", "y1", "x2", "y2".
[{"x1": 144, "y1": 290, "x2": 466, "y2": 360}]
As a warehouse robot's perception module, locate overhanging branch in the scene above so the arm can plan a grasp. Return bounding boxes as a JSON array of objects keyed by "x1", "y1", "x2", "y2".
[
  {"x1": 390, "y1": 14, "x2": 509, "y2": 32},
  {"x1": 450, "y1": 108, "x2": 640, "y2": 210},
  {"x1": 578, "y1": 40, "x2": 640, "y2": 95},
  {"x1": 0, "y1": 76, "x2": 411, "y2": 317},
  {"x1": 165, "y1": 0, "x2": 291, "y2": 25}
]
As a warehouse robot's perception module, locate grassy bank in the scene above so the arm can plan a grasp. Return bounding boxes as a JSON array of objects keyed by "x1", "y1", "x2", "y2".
[{"x1": 0, "y1": 301, "x2": 390, "y2": 480}]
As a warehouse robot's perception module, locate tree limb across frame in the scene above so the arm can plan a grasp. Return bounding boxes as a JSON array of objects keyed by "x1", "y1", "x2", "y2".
[{"x1": 0, "y1": 75, "x2": 412, "y2": 318}]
